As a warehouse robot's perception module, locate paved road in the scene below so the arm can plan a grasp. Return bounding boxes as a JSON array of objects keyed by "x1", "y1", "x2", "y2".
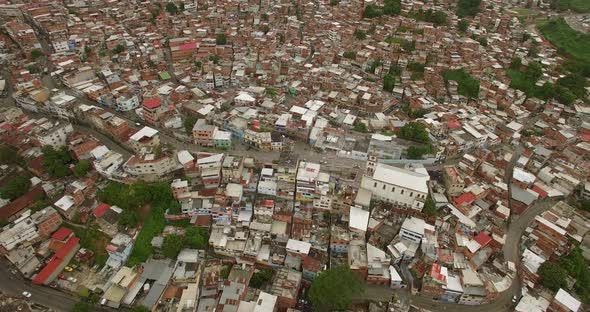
[
  {"x1": 0, "y1": 259, "x2": 77, "y2": 311},
  {"x1": 357, "y1": 198, "x2": 557, "y2": 312}
]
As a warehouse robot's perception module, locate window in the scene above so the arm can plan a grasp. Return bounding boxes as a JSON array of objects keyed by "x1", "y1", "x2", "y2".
[
  {"x1": 410, "y1": 192, "x2": 413, "y2": 197},
  {"x1": 391, "y1": 187, "x2": 395, "y2": 192},
  {"x1": 382, "y1": 184, "x2": 386, "y2": 190},
  {"x1": 374, "y1": 182, "x2": 377, "y2": 188},
  {"x1": 401, "y1": 190, "x2": 404, "y2": 195}
]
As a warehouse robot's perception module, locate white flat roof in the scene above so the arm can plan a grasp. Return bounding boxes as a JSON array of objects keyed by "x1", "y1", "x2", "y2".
[
  {"x1": 286, "y1": 239, "x2": 311, "y2": 255},
  {"x1": 129, "y1": 126, "x2": 158, "y2": 141},
  {"x1": 349, "y1": 206, "x2": 370, "y2": 232},
  {"x1": 554, "y1": 289, "x2": 581, "y2": 312},
  {"x1": 372, "y1": 163, "x2": 429, "y2": 193}
]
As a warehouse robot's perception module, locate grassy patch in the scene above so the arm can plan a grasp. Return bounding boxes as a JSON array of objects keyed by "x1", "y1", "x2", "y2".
[{"x1": 539, "y1": 18, "x2": 590, "y2": 63}]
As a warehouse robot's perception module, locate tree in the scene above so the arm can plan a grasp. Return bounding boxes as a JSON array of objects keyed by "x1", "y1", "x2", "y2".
[
  {"x1": 355, "y1": 29, "x2": 367, "y2": 40},
  {"x1": 42, "y1": 146, "x2": 73, "y2": 178},
  {"x1": 406, "y1": 145, "x2": 431, "y2": 159},
  {"x1": 309, "y1": 266, "x2": 365, "y2": 311},
  {"x1": 442, "y1": 68, "x2": 480, "y2": 98},
  {"x1": 422, "y1": 194, "x2": 437, "y2": 216},
  {"x1": 0, "y1": 176, "x2": 31, "y2": 200},
  {"x1": 457, "y1": 0, "x2": 481, "y2": 17},
  {"x1": 353, "y1": 120, "x2": 368, "y2": 133},
  {"x1": 165, "y1": 2, "x2": 179, "y2": 15},
  {"x1": 184, "y1": 116, "x2": 197, "y2": 134},
  {"x1": 249, "y1": 269, "x2": 274, "y2": 288},
  {"x1": 478, "y1": 37, "x2": 488, "y2": 47},
  {"x1": 209, "y1": 54, "x2": 221, "y2": 64},
  {"x1": 31, "y1": 49, "x2": 43, "y2": 60},
  {"x1": 399, "y1": 122, "x2": 430, "y2": 143},
  {"x1": 112, "y1": 44, "x2": 125, "y2": 54},
  {"x1": 179, "y1": 2, "x2": 185, "y2": 11},
  {"x1": 330, "y1": 0, "x2": 339, "y2": 5},
  {"x1": 383, "y1": 0, "x2": 401, "y2": 15},
  {"x1": 343, "y1": 51, "x2": 356, "y2": 59},
  {"x1": 363, "y1": 4, "x2": 382, "y2": 18},
  {"x1": 510, "y1": 57, "x2": 522, "y2": 70},
  {"x1": 73, "y1": 160, "x2": 92, "y2": 177},
  {"x1": 538, "y1": 261, "x2": 568, "y2": 292},
  {"x1": 0, "y1": 145, "x2": 23, "y2": 165},
  {"x1": 26, "y1": 65, "x2": 41, "y2": 74},
  {"x1": 162, "y1": 234, "x2": 183, "y2": 258},
  {"x1": 216, "y1": 33, "x2": 227, "y2": 45},
  {"x1": 383, "y1": 74, "x2": 395, "y2": 92},
  {"x1": 457, "y1": 19, "x2": 469, "y2": 32},
  {"x1": 184, "y1": 226, "x2": 207, "y2": 249}
]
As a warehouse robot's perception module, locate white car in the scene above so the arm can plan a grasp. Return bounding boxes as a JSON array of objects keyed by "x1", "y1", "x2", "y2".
[
  {"x1": 67, "y1": 277, "x2": 78, "y2": 283},
  {"x1": 22, "y1": 291, "x2": 32, "y2": 298}
]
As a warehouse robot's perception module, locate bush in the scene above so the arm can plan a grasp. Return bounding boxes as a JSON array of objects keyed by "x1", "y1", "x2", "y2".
[{"x1": 406, "y1": 145, "x2": 432, "y2": 159}]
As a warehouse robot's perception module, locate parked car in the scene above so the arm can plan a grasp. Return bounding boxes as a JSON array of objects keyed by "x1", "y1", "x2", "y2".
[
  {"x1": 58, "y1": 274, "x2": 66, "y2": 280},
  {"x1": 67, "y1": 277, "x2": 78, "y2": 283},
  {"x1": 64, "y1": 266, "x2": 73, "y2": 272},
  {"x1": 22, "y1": 291, "x2": 32, "y2": 298}
]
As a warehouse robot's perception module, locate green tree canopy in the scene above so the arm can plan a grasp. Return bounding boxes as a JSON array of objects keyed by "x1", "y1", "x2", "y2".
[
  {"x1": 166, "y1": 2, "x2": 179, "y2": 15},
  {"x1": 458, "y1": 19, "x2": 469, "y2": 32},
  {"x1": 73, "y1": 160, "x2": 92, "y2": 177},
  {"x1": 383, "y1": 74, "x2": 396, "y2": 92},
  {"x1": 42, "y1": 146, "x2": 73, "y2": 178},
  {"x1": 249, "y1": 269, "x2": 274, "y2": 288},
  {"x1": 184, "y1": 116, "x2": 197, "y2": 134},
  {"x1": 538, "y1": 261, "x2": 568, "y2": 292},
  {"x1": 162, "y1": 234, "x2": 183, "y2": 258},
  {"x1": 309, "y1": 266, "x2": 365, "y2": 311},
  {"x1": 399, "y1": 122, "x2": 430, "y2": 143},
  {"x1": 0, "y1": 176, "x2": 31, "y2": 200},
  {"x1": 0, "y1": 145, "x2": 23, "y2": 165},
  {"x1": 216, "y1": 33, "x2": 227, "y2": 45},
  {"x1": 442, "y1": 68, "x2": 480, "y2": 98},
  {"x1": 31, "y1": 49, "x2": 44, "y2": 60},
  {"x1": 112, "y1": 44, "x2": 125, "y2": 54},
  {"x1": 457, "y1": 0, "x2": 481, "y2": 17},
  {"x1": 184, "y1": 226, "x2": 208, "y2": 249},
  {"x1": 355, "y1": 29, "x2": 367, "y2": 40},
  {"x1": 422, "y1": 194, "x2": 437, "y2": 216}
]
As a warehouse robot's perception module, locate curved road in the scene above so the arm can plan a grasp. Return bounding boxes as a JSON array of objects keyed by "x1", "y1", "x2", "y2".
[{"x1": 359, "y1": 198, "x2": 557, "y2": 312}]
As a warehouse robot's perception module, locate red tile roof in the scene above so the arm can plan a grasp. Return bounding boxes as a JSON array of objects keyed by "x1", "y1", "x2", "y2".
[
  {"x1": 454, "y1": 192, "x2": 476, "y2": 206},
  {"x1": 473, "y1": 232, "x2": 492, "y2": 247},
  {"x1": 430, "y1": 263, "x2": 446, "y2": 283},
  {"x1": 143, "y1": 98, "x2": 161, "y2": 109},
  {"x1": 54, "y1": 237, "x2": 80, "y2": 259},
  {"x1": 0, "y1": 185, "x2": 45, "y2": 220},
  {"x1": 93, "y1": 203, "x2": 111, "y2": 218},
  {"x1": 51, "y1": 227, "x2": 73, "y2": 241},
  {"x1": 32, "y1": 236, "x2": 80, "y2": 285},
  {"x1": 531, "y1": 185, "x2": 548, "y2": 199}
]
